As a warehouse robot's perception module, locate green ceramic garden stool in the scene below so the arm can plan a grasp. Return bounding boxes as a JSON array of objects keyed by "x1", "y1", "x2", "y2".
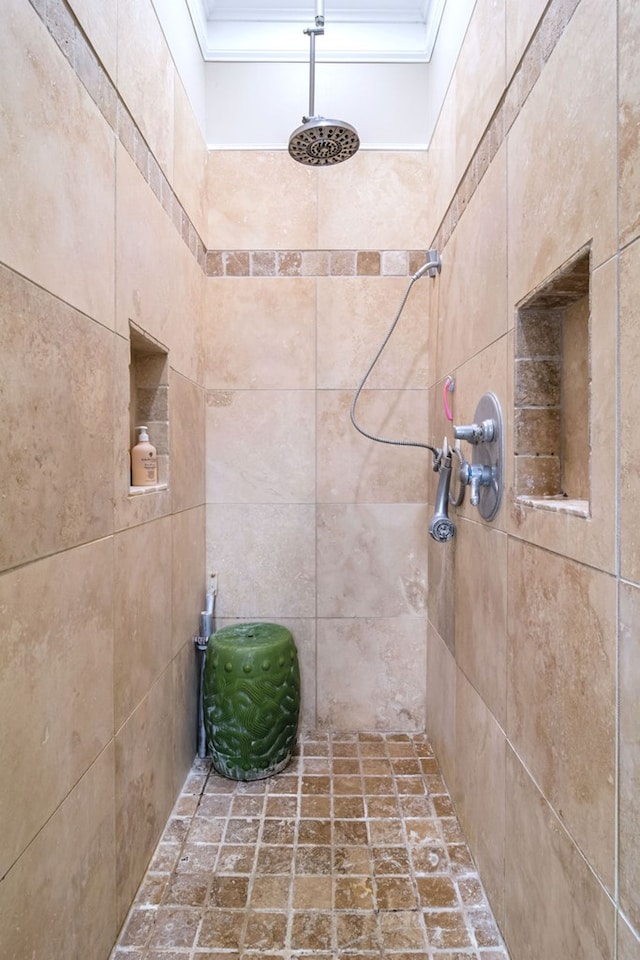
[{"x1": 203, "y1": 622, "x2": 300, "y2": 780}]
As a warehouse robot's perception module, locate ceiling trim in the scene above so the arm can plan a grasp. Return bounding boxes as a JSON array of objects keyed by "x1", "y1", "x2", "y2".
[
  {"x1": 203, "y1": 1, "x2": 431, "y2": 23},
  {"x1": 185, "y1": 0, "x2": 446, "y2": 63}
]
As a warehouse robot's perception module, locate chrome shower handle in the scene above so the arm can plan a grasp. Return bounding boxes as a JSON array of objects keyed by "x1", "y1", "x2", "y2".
[
  {"x1": 453, "y1": 418, "x2": 495, "y2": 444},
  {"x1": 458, "y1": 460, "x2": 494, "y2": 507}
]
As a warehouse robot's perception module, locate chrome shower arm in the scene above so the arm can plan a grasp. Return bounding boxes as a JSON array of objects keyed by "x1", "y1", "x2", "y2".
[{"x1": 303, "y1": 25, "x2": 323, "y2": 120}]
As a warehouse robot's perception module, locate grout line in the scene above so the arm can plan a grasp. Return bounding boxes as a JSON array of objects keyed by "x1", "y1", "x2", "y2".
[{"x1": 613, "y1": 2, "x2": 622, "y2": 956}]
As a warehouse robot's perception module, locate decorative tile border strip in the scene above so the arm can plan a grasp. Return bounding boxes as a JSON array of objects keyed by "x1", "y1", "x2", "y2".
[
  {"x1": 204, "y1": 249, "x2": 432, "y2": 278},
  {"x1": 30, "y1": 0, "x2": 583, "y2": 276}
]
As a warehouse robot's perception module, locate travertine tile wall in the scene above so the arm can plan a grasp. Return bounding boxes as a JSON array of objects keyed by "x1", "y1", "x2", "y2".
[
  {"x1": 2, "y1": 2, "x2": 639, "y2": 960},
  {"x1": 426, "y1": 2, "x2": 640, "y2": 960},
  {"x1": 0, "y1": 0, "x2": 206, "y2": 957},
  {"x1": 204, "y1": 150, "x2": 434, "y2": 734}
]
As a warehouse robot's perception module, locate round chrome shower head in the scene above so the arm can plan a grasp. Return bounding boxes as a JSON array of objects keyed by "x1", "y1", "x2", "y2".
[{"x1": 288, "y1": 116, "x2": 360, "y2": 167}]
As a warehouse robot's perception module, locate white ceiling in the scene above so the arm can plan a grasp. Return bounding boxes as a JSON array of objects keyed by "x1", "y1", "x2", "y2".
[
  {"x1": 156, "y1": 0, "x2": 474, "y2": 149},
  {"x1": 187, "y1": 0, "x2": 447, "y2": 61}
]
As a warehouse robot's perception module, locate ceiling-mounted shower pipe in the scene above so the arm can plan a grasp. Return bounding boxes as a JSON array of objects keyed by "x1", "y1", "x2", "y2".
[
  {"x1": 305, "y1": 15, "x2": 323, "y2": 122},
  {"x1": 288, "y1": 0, "x2": 360, "y2": 166}
]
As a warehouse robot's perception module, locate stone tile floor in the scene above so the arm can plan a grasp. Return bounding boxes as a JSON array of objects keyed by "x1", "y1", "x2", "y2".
[{"x1": 111, "y1": 732, "x2": 511, "y2": 959}]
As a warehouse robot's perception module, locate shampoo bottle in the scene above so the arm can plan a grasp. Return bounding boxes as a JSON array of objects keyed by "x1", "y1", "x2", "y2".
[{"x1": 131, "y1": 426, "x2": 158, "y2": 486}]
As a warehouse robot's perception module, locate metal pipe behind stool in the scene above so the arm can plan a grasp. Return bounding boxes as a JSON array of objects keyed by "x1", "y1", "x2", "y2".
[{"x1": 194, "y1": 578, "x2": 216, "y2": 758}]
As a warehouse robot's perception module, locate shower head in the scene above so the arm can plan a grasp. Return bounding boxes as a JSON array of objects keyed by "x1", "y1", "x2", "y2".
[
  {"x1": 288, "y1": 117, "x2": 360, "y2": 167},
  {"x1": 289, "y1": 5, "x2": 359, "y2": 167}
]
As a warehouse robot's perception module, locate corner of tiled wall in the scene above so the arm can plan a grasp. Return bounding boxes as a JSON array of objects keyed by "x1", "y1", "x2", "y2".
[
  {"x1": 427, "y1": 1, "x2": 639, "y2": 958},
  {"x1": 0, "y1": 0, "x2": 207, "y2": 956}
]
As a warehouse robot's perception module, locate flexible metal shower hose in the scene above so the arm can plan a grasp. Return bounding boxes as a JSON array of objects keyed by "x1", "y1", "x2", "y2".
[{"x1": 349, "y1": 274, "x2": 441, "y2": 461}]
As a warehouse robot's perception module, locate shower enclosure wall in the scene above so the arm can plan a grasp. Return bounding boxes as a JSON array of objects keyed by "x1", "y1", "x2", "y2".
[{"x1": 0, "y1": 1, "x2": 638, "y2": 960}]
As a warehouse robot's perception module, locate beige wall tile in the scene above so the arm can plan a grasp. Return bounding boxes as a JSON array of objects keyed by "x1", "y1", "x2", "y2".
[
  {"x1": 506, "y1": 539, "x2": 616, "y2": 890},
  {"x1": 290, "y1": 617, "x2": 318, "y2": 733},
  {"x1": 0, "y1": 745, "x2": 116, "y2": 960},
  {"x1": 619, "y1": 581, "x2": 640, "y2": 930},
  {"x1": 177, "y1": 249, "x2": 207, "y2": 386},
  {"x1": 317, "y1": 151, "x2": 431, "y2": 250},
  {"x1": 507, "y1": 0, "x2": 617, "y2": 306},
  {"x1": 426, "y1": 534, "x2": 456, "y2": 657},
  {"x1": 0, "y1": 267, "x2": 115, "y2": 571},
  {"x1": 216, "y1": 616, "x2": 317, "y2": 734},
  {"x1": 172, "y1": 638, "x2": 200, "y2": 793},
  {"x1": 116, "y1": 145, "x2": 204, "y2": 383},
  {"x1": 317, "y1": 503, "x2": 428, "y2": 618},
  {"x1": 171, "y1": 370, "x2": 206, "y2": 513},
  {"x1": 317, "y1": 389, "x2": 431, "y2": 503},
  {"x1": 426, "y1": 625, "x2": 456, "y2": 787},
  {"x1": 115, "y1": 670, "x2": 176, "y2": 923},
  {"x1": 0, "y1": 0, "x2": 115, "y2": 328},
  {"x1": 113, "y1": 517, "x2": 173, "y2": 729},
  {"x1": 619, "y1": 0, "x2": 640, "y2": 247},
  {"x1": 504, "y1": 748, "x2": 615, "y2": 960},
  {"x1": 453, "y1": 0, "x2": 506, "y2": 171},
  {"x1": 206, "y1": 389, "x2": 316, "y2": 503},
  {"x1": 317, "y1": 277, "x2": 431, "y2": 390},
  {"x1": 620, "y1": 240, "x2": 640, "y2": 582},
  {"x1": 173, "y1": 77, "x2": 208, "y2": 241},
  {"x1": 618, "y1": 913, "x2": 640, "y2": 960},
  {"x1": 422, "y1": 87, "x2": 459, "y2": 236},
  {"x1": 117, "y1": 0, "x2": 174, "y2": 178},
  {"x1": 69, "y1": 0, "x2": 118, "y2": 80},
  {"x1": 435, "y1": 146, "x2": 508, "y2": 381},
  {"x1": 505, "y1": 0, "x2": 547, "y2": 80},
  {"x1": 172, "y1": 505, "x2": 206, "y2": 660},
  {"x1": 0, "y1": 539, "x2": 114, "y2": 879},
  {"x1": 206, "y1": 151, "x2": 317, "y2": 250},
  {"x1": 206, "y1": 504, "x2": 316, "y2": 619},
  {"x1": 454, "y1": 670, "x2": 506, "y2": 925},
  {"x1": 316, "y1": 618, "x2": 426, "y2": 731},
  {"x1": 205, "y1": 278, "x2": 316, "y2": 389},
  {"x1": 454, "y1": 519, "x2": 507, "y2": 726},
  {"x1": 507, "y1": 258, "x2": 617, "y2": 573},
  {"x1": 412, "y1": 0, "x2": 505, "y2": 240}
]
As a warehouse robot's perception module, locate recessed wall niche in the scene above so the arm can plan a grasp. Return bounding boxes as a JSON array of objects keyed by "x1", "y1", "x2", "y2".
[
  {"x1": 514, "y1": 248, "x2": 590, "y2": 515},
  {"x1": 129, "y1": 323, "x2": 169, "y2": 492}
]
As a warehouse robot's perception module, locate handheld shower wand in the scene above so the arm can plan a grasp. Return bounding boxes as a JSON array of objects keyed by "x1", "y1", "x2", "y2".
[{"x1": 429, "y1": 451, "x2": 456, "y2": 542}]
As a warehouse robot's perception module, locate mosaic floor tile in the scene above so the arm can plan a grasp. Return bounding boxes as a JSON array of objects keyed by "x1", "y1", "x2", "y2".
[{"x1": 110, "y1": 733, "x2": 510, "y2": 959}]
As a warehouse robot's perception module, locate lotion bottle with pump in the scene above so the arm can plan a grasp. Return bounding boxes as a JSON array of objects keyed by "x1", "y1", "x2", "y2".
[{"x1": 131, "y1": 425, "x2": 158, "y2": 486}]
